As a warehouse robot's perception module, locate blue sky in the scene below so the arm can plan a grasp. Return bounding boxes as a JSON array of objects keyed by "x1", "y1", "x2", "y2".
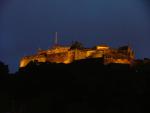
[{"x1": 0, "y1": 0, "x2": 150, "y2": 72}]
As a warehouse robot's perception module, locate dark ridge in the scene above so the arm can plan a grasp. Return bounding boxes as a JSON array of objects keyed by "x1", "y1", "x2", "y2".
[{"x1": 0, "y1": 59, "x2": 150, "y2": 112}]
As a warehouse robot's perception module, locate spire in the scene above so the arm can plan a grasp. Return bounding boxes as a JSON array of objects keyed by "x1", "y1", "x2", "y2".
[{"x1": 55, "y1": 32, "x2": 58, "y2": 45}]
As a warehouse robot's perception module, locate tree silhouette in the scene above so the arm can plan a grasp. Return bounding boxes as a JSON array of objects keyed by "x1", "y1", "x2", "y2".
[
  {"x1": 0, "y1": 61, "x2": 9, "y2": 77},
  {"x1": 70, "y1": 41, "x2": 84, "y2": 50}
]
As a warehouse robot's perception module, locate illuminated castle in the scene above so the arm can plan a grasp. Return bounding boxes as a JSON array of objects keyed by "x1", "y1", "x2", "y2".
[{"x1": 20, "y1": 33, "x2": 135, "y2": 68}]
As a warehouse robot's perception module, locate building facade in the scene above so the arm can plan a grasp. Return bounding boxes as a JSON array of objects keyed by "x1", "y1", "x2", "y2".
[{"x1": 20, "y1": 44, "x2": 135, "y2": 68}]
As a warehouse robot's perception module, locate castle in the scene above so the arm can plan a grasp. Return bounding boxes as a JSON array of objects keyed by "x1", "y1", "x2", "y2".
[{"x1": 19, "y1": 42, "x2": 135, "y2": 68}]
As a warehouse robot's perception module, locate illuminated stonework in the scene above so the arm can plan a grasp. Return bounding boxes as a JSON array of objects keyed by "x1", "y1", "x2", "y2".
[{"x1": 20, "y1": 45, "x2": 135, "y2": 68}]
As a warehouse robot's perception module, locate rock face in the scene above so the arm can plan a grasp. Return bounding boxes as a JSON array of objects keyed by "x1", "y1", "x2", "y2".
[{"x1": 20, "y1": 45, "x2": 135, "y2": 68}]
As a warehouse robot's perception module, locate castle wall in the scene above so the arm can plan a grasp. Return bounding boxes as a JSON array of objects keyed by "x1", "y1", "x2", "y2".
[
  {"x1": 47, "y1": 47, "x2": 70, "y2": 54},
  {"x1": 34, "y1": 55, "x2": 46, "y2": 63},
  {"x1": 103, "y1": 51, "x2": 133, "y2": 65},
  {"x1": 86, "y1": 50, "x2": 96, "y2": 57},
  {"x1": 46, "y1": 51, "x2": 74, "y2": 64},
  {"x1": 20, "y1": 58, "x2": 32, "y2": 68},
  {"x1": 19, "y1": 45, "x2": 135, "y2": 68},
  {"x1": 104, "y1": 58, "x2": 131, "y2": 65},
  {"x1": 74, "y1": 50, "x2": 87, "y2": 60},
  {"x1": 90, "y1": 50, "x2": 104, "y2": 58}
]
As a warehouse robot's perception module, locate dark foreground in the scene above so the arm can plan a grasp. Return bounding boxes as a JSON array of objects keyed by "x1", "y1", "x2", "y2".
[{"x1": 0, "y1": 59, "x2": 150, "y2": 113}]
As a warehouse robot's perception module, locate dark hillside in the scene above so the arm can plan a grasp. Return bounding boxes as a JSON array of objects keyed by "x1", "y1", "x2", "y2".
[{"x1": 0, "y1": 59, "x2": 150, "y2": 113}]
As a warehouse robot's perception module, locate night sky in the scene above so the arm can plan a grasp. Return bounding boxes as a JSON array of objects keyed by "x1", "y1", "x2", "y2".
[{"x1": 0, "y1": 0, "x2": 150, "y2": 72}]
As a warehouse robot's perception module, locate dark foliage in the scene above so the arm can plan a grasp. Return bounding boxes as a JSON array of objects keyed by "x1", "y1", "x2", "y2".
[
  {"x1": 1, "y1": 59, "x2": 150, "y2": 113},
  {"x1": 0, "y1": 61, "x2": 10, "y2": 112},
  {"x1": 70, "y1": 41, "x2": 84, "y2": 50}
]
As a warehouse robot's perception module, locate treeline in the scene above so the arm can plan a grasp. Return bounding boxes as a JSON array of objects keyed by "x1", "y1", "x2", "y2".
[{"x1": 0, "y1": 59, "x2": 150, "y2": 113}]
